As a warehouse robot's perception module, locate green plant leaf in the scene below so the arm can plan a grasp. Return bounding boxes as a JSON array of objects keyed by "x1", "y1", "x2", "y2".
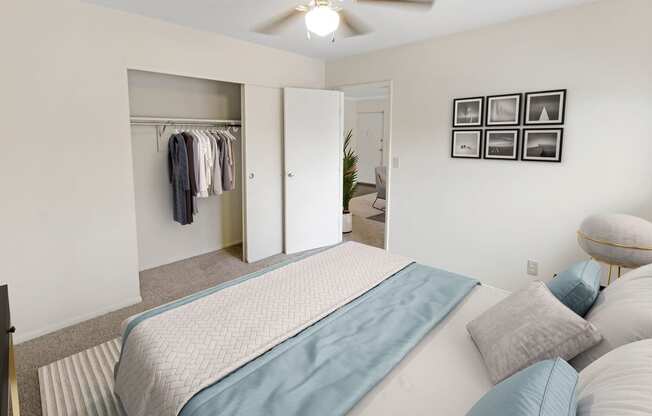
[{"x1": 343, "y1": 129, "x2": 358, "y2": 212}]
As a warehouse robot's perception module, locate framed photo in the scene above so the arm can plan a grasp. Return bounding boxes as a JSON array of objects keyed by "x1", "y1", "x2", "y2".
[
  {"x1": 524, "y1": 90, "x2": 566, "y2": 125},
  {"x1": 453, "y1": 97, "x2": 483, "y2": 127},
  {"x1": 521, "y1": 128, "x2": 563, "y2": 162},
  {"x1": 484, "y1": 129, "x2": 519, "y2": 160},
  {"x1": 451, "y1": 130, "x2": 482, "y2": 159},
  {"x1": 486, "y1": 93, "x2": 522, "y2": 126}
]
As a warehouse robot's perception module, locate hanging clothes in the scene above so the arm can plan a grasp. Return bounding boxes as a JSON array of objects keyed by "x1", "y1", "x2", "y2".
[
  {"x1": 167, "y1": 134, "x2": 192, "y2": 225},
  {"x1": 181, "y1": 132, "x2": 197, "y2": 215},
  {"x1": 216, "y1": 131, "x2": 236, "y2": 192},
  {"x1": 194, "y1": 130, "x2": 210, "y2": 198},
  {"x1": 166, "y1": 126, "x2": 237, "y2": 224},
  {"x1": 191, "y1": 132, "x2": 201, "y2": 198},
  {"x1": 207, "y1": 131, "x2": 223, "y2": 195},
  {"x1": 199, "y1": 130, "x2": 215, "y2": 195}
]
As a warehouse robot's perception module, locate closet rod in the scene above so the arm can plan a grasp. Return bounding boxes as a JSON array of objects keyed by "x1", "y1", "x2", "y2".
[
  {"x1": 130, "y1": 116, "x2": 241, "y2": 127},
  {"x1": 130, "y1": 116, "x2": 241, "y2": 152}
]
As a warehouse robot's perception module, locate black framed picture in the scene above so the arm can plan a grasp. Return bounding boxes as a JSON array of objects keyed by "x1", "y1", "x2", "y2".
[
  {"x1": 451, "y1": 130, "x2": 482, "y2": 159},
  {"x1": 522, "y1": 128, "x2": 564, "y2": 162},
  {"x1": 453, "y1": 97, "x2": 484, "y2": 127},
  {"x1": 524, "y1": 90, "x2": 566, "y2": 125},
  {"x1": 484, "y1": 129, "x2": 519, "y2": 160},
  {"x1": 486, "y1": 93, "x2": 522, "y2": 126}
]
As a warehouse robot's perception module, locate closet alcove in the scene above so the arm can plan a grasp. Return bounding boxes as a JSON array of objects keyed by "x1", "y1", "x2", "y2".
[{"x1": 127, "y1": 70, "x2": 244, "y2": 271}]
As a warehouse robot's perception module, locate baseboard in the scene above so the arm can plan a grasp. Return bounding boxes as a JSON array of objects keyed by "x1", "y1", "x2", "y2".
[{"x1": 14, "y1": 295, "x2": 143, "y2": 345}]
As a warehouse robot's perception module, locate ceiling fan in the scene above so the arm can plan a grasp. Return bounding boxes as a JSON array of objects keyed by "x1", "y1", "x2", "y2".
[{"x1": 254, "y1": 0, "x2": 434, "y2": 41}]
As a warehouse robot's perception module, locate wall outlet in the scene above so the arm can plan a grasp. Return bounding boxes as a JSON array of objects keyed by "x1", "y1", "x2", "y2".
[
  {"x1": 392, "y1": 156, "x2": 400, "y2": 169},
  {"x1": 527, "y1": 260, "x2": 539, "y2": 276}
]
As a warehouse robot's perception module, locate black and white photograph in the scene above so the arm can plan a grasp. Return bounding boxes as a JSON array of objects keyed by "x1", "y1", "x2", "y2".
[
  {"x1": 451, "y1": 130, "x2": 482, "y2": 159},
  {"x1": 524, "y1": 90, "x2": 566, "y2": 125},
  {"x1": 453, "y1": 97, "x2": 483, "y2": 127},
  {"x1": 522, "y1": 128, "x2": 563, "y2": 162},
  {"x1": 484, "y1": 130, "x2": 519, "y2": 160},
  {"x1": 486, "y1": 93, "x2": 522, "y2": 126}
]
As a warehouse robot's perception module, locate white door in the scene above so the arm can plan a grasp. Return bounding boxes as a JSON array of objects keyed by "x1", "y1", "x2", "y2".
[
  {"x1": 242, "y1": 85, "x2": 284, "y2": 262},
  {"x1": 356, "y1": 112, "x2": 384, "y2": 184},
  {"x1": 284, "y1": 88, "x2": 343, "y2": 254}
]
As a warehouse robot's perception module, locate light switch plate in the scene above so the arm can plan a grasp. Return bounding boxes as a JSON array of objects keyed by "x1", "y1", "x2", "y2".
[
  {"x1": 392, "y1": 156, "x2": 400, "y2": 169},
  {"x1": 527, "y1": 260, "x2": 539, "y2": 276}
]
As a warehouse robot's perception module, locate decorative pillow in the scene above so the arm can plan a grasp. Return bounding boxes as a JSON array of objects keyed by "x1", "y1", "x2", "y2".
[
  {"x1": 467, "y1": 358, "x2": 578, "y2": 416},
  {"x1": 467, "y1": 281, "x2": 601, "y2": 383},
  {"x1": 577, "y1": 213, "x2": 652, "y2": 268},
  {"x1": 577, "y1": 339, "x2": 652, "y2": 415},
  {"x1": 547, "y1": 260, "x2": 601, "y2": 316},
  {"x1": 571, "y1": 263, "x2": 652, "y2": 371}
]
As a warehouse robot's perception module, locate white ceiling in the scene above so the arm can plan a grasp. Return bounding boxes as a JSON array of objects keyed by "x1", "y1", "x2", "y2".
[{"x1": 86, "y1": 0, "x2": 596, "y2": 60}]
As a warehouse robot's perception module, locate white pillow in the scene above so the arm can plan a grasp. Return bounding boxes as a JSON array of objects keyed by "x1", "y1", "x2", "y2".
[
  {"x1": 571, "y1": 263, "x2": 652, "y2": 370},
  {"x1": 577, "y1": 339, "x2": 652, "y2": 416}
]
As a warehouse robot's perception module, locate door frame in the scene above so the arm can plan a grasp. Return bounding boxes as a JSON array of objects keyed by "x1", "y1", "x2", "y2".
[{"x1": 332, "y1": 80, "x2": 393, "y2": 251}]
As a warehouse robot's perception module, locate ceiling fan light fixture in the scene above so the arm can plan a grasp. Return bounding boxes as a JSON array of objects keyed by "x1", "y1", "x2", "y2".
[{"x1": 305, "y1": 6, "x2": 340, "y2": 37}]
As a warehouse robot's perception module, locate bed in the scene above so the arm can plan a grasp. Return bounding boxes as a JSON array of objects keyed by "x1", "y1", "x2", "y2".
[
  {"x1": 114, "y1": 242, "x2": 507, "y2": 416},
  {"x1": 350, "y1": 284, "x2": 507, "y2": 415}
]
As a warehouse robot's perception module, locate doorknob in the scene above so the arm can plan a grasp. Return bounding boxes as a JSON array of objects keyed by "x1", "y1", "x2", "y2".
[
  {"x1": 248, "y1": 172, "x2": 255, "y2": 179},
  {"x1": 287, "y1": 171, "x2": 295, "y2": 178}
]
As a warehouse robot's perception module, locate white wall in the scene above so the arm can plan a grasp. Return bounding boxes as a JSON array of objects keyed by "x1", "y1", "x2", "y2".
[
  {"x1": 344, "y1": 100, "x2": 358, "y2": 144},
  {"x1": 327, "y1": 0, "x2": 652, "y2": 290},
  {"x1": 0, "y1": 0, "x2": 324, "y2": 342},
  {"x1": 129, "y1": 71, "x2": 243, "y2": 271}
]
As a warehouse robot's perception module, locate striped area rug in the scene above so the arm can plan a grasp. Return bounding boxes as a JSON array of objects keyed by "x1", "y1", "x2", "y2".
[{"x1": 38, "y1": 339, "x2": 126, "y2": 416}]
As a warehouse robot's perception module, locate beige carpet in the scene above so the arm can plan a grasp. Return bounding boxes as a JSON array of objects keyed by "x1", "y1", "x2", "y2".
[
  {"x1": 349, "y1": 192, "x2": 385, "y2": 219},
  {"x1": 346, "y1": 193, "x2": 385, "y2": 249}
]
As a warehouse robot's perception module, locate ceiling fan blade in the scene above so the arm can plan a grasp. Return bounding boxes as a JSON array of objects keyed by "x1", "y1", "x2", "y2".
[
  {"x1": 254, "y1": 8, "x2": 305, "y2": 35},
  {"x1": 339, "y1": 10, "x2": 372, "y2": 38},
  {"x1": 355, "y1": 0, "x2": 434, "y2": 10}
]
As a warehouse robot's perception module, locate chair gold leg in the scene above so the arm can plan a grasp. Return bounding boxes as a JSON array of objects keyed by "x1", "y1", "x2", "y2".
[
  {"x1": 9, "y1": 333, "x2": 19, "y2": 416},
  {"x1": 607, "y1": 264, "x2": 613, "y2": 285},
  {"x1": 618, "y1": 266, "x2": 622, "y2": 279}
]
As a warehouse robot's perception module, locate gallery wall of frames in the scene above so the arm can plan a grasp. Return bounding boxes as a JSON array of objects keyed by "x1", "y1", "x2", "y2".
[{"x1": 451, "y1": 89, "x2": 566, "y2": 163}]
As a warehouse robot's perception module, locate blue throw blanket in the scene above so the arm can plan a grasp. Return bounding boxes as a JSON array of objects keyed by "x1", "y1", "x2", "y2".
[{"x1": 177, "y1": 263, "x2": 478, "y2": 416}]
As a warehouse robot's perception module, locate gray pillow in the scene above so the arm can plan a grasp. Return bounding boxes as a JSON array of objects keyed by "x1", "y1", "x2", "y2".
[{"x1": 467, "y1": 282, "x2": 602, "y2": 384}]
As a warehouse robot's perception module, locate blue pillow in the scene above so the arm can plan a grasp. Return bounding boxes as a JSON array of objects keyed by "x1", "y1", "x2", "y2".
[
  {"x1": 467, "y1": 358, "x2": 578, "y2": 416},
  {"x1": 547, "y1": 260, "x2": 601, "y2": 316}
]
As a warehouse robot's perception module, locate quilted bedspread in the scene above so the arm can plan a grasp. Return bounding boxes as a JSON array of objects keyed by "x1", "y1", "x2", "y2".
[{"x1": 113, "y1": 242, "x2": 413, "y2": 416}]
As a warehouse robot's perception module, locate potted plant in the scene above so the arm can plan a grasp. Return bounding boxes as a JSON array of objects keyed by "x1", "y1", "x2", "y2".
[{"x1": 342, "y1": 129, "x2": 358, "y2": 234}]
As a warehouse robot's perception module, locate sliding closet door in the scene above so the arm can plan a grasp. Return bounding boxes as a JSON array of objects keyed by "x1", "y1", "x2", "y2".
[
  {"x1": 242, "y1": 85, "x2": 284, "y2": 262},
  {"x1": 284, "y1": 88, "x2": 343, "y2": 254}
]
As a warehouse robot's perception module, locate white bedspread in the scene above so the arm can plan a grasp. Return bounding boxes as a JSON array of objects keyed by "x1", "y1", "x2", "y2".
[{"x1": 114, "y1": 242, "x2": 412, "y2": 416}]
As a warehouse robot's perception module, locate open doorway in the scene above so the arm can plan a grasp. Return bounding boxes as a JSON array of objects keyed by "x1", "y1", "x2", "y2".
[{"x1": 338, "y1": 81, "x2": 391, "y2": 249}]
